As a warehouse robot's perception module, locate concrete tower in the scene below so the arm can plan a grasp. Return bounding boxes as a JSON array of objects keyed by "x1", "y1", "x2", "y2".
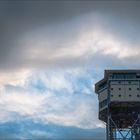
[{"x1": 95, "y1": 70, "x2": 140, "y2": 140}]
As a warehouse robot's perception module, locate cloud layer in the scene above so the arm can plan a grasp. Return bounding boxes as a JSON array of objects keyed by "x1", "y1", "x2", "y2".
[
  {"x1": 0, "y1": 69, "x2": 105, "y2": 139},
  {"x1": 1, "y1": 1, "x2": 140, "y2": 139},
  {"x1": 0, "y1": 69, "x2": 103, "y2": 129},
  {"x1": 1, "y1": 1, "x2": 140, "y2": 71}
]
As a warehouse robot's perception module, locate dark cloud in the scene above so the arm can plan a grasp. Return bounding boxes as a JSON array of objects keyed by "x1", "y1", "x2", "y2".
[{"x1": 0, "y1": 1, "x2": 140, "y2": 71}]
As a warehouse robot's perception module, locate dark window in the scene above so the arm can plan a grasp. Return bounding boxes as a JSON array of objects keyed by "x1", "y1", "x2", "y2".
[
  {"x1": 113, "y1": 74, "x2": 125, "y2": 79},
  {"x1": 125, "y1": 74, "x2": 136, "y2": 79},
  {"x1": 129, "y1": 88, "x2": 131, "y2": 91},
  {"x1": 119, "y1": 94, "x2": 121, "y2": 97},
  {"x1": 129, "y1": 94, "x2": 132, "y2": 97},
  {"x1": 99, "y1": 99, "x2": 107, "y2": 108},
  {"x1": 119, "y1": 88, "x2": 121, "y2": 90},
  {"x1": 137, "y1": 95, "x2": 140, "y2": 97},
  {"x1": 137, "y1": 88, "x2": 139, "y2": 91},
  {"x1": 111, "y1": 95, "x2": 113, "y2": 97},
  {"x1": 109, "y1": 74, "x2": 113, "y2": 79},
  {"x1": 111, "y1": 88, "x2": 113, "y2": 90},
  {"x1": 99, "y1": 82, "x2": 107, "y2": 90},
  {"x1": 111, "y1": 73, "x2": 136, "y2": 79},
  {"x1": 136, "y1": 74, "x2": 140, "y2": 78}
]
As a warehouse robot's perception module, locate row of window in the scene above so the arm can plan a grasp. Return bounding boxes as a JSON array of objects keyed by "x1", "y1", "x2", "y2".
[
  {"x1": 110, "y1": 94, "x2": 140, "y2": 97},
  {"x1": 114, "y1": 81, "x2": 134, "y2": 84},
  {"x1": 98, "y1": 81, "x2": 139, "y2": 91},
  {"x1": 111, "y1": 81, "x2": 140, "y2": 85},
  {"x1": 109, "y1": 73, "x2": 140, "y2": 79},
  {"x1": 110, "y1": 87, "x2": 140, "y2": 91},
  {"x1": 99, "y1": 94, "x2": 140, "y2": 108}
]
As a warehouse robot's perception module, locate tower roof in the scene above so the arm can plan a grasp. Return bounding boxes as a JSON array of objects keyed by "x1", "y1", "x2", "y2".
[{"x1": 95, "y1": 69, "x2": 140, "y2": 93}]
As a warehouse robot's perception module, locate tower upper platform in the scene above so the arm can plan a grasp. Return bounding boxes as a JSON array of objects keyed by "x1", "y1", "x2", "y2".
[{"x1": 95, "y1": 70, "x2": 140, "y2": 125}]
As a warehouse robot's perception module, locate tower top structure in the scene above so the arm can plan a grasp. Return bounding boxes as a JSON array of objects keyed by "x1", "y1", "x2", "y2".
[{"x1": 95, "y1": 70, "x2": 140, "y2": 140}]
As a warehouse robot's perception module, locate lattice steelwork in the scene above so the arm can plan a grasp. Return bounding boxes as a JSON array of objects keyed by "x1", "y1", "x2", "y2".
[{"x1": 95, "y1": 70, "x2": 140, "y2": 140}]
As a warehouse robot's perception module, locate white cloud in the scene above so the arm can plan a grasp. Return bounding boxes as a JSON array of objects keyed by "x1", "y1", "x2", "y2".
[
  {"x1": 0, "y1": 69, "x2": 30, "y2": 86},
  {"x1": 37, "y1": 72, "x2": 73, "y2": 92},
  {"x1": 0, "y1": 92, "x2": 46, "y2": 118},
  {"x1": 50, "y1": 29, "x2": 140, "y2": 60},
  {"x1": 0, "y1": 69, "x2": 104, "y2": 129},
  {"x1": 30, "y1": 130, "x2": 51, "y2": 137},
  {"x1": 0, "y1": 90, "x2": 103, "y2": 129}
]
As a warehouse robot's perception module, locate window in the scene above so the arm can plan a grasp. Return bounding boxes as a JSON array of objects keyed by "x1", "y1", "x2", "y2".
[
  {"x1": 109, "y1": 74, "x2": 113, "y2": 79},
  {"x1": 99, "y1": 99, "x2": 107, "y2": 108},
  {"x1": 118, "y1": 81, "x2": 121, "y2": 84},
  {"x1": 119, "y1": 94, "x2": 121, "y2": 97},
  {"x1": 111, "y1": 73, "x2": 136, "y2": 79},
  {"x1": 137, "y1": 88, "x2": 139, "y2": 91},
  {"x1": 119, "y1": 88, "x2": 121, "y2": 90},
  {"x1": 99, "y1": 82, "x2": 107, "y2": 90},
  {"x1": 136, "y1": 74, "x2": 140, "y2": 78},
  {"x1": 113, "y1": 74, "x2": 125, "y2": 79},
  {"x1": 111, "y1": 95, "x2": 113, "y2": 97},
  {"x1": 129, "y1": 88, "x2": 131, "y2": 91},
  {"x1": 125, "y1": 74, "x2": 136, "y2": 79},
  {"x1": 137, "y1": 95, "x2": 140, "y2": 97},
  {"x1": 111, "y1": 88, "x2": 113, "y2": 90},
  {"x1": 129, "y1": 94, "x2": 132, "y2": 97}
]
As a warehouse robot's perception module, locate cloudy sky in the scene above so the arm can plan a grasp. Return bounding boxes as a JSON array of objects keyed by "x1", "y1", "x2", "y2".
[{"x1": 0, "y1": 0, "x2": 140, "y2": 139}]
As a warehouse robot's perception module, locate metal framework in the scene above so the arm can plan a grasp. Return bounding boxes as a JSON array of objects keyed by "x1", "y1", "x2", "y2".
[
  {"x1": 106, "y1": 80, "x2": 140, "y2": 140},
  {"x1": 106, "y1": 110, "x2": 140, "y2": 140}
]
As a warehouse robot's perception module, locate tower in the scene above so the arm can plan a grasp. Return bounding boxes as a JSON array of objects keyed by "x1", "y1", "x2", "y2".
[{"x1": 95, "y1": 70, "x2": 140, "y2": 140}]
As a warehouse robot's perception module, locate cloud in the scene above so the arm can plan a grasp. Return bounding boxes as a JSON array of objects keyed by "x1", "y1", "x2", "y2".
[
  {"x1": 0, "y1": 90, "x2": 102, "y2": 129},
  {"x1": 0, "y1": 1, "x2": 140, "y2": 139},
  {"x1": 0, "y1": 69, "x2": 103, "y2": 129},
  {"x1": 19, "y1": 19, "x2": 140, "y2": 70},
  {"x1": 0, "y1": 69, "x2": 30, "y2": 86},
  {"x1": 0, "y1": 120, "x2": 105, "y2": 140},
  {"x1": 0, "y1": 1, "x2": 140, "y2": 71}
]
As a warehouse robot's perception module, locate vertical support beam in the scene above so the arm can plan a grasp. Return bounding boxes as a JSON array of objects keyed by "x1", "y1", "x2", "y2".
[
  {"x1": 106, "y1": 114, "x2": 110, "y2": 140},
  {"x1": 106, "y1": 114, "x2": 115, "y2": 140},
  {"x1": 125, "y1": 114, "x2": 140, "y2": 140},
  {"x1": 106, "y1": 80, "x2": 110, "y2": 140},
  {"x1": 114, "y1": 128, "x2": 116, "y2": 140},
  {"x1": 134, "y1": 114, "x2": 140, "y2": 140},
  {"x1": 106, "y1": 122, "x2": 109, "y2": 140}
]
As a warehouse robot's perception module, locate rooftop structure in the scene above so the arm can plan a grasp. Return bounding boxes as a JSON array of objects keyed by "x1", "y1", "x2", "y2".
[{"x1": 95, "y1": 70, "x2": 140, "y2": 140}]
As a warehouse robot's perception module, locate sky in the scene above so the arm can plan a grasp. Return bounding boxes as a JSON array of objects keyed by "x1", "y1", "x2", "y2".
[{"x1": 0, "y1": 0, "x2": 140, "y2": 139}]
